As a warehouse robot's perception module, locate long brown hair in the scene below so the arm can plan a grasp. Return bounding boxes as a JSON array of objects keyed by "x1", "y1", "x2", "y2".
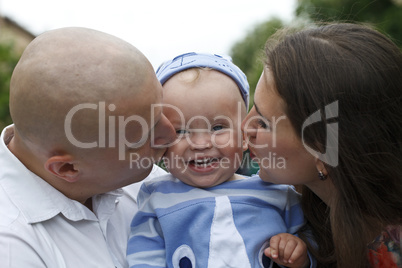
[{"x1": 264, "y1": 23, "x2": 402, "y2": 267}]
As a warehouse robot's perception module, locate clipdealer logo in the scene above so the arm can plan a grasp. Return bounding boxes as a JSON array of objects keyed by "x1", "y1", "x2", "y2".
[
  {"x1": 63, "y1": 100, "x2": 339, "y2": 169},
  {"x1": 63, "y1": 101, "x2": 245, "y2": 162},
  {"x1": 301, "y1": 101, "x2": 339, "y2": 167},
  {"x1": 64, "y1": 102, "x2": 149, "y2": 160}
]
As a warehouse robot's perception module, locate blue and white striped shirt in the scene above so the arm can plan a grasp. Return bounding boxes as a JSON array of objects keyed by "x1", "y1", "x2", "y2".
[{"x1": 127, "y1": 174, "x2": 305, "y2": 268}]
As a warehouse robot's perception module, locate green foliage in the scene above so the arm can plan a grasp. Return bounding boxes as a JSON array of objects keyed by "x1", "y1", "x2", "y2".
[
  {"x1": 230, "y1": 0, "x2": 402, "y2": 112},
  {"x1": 296, "y1": 0, "x2": 402, "y2": 47},
  {"x1": 230, "y1": 18, "x2": 284, "y2": 109},
  {"x1": 0, "y1": 42, "x2": 19, "y2": 129},
  {"x1": 229, "y1": 0, "x2": 401, "y2": 176}
]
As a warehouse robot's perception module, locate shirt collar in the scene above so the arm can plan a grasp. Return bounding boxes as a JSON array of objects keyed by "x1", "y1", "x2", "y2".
[{"x1": 0, "y1": 125, "x2": 122, "y2": 224}]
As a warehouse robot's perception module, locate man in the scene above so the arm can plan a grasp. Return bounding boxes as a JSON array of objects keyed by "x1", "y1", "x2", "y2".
[{"x1": 0, "y1": 27, "x2": 175, "y2": 267}]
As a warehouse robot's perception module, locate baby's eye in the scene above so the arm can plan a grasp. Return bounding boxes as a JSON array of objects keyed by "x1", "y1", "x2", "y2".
[
  {"x1": 176, "y1": 129, "x2": 189, "y2": 135},
  {"x1": 212, "y1": 125, "x2": 224, "y2": 132}
]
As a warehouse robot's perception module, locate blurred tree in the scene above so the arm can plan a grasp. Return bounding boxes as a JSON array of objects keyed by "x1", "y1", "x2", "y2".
[
  {"x1": 296, "y1": 0, "x2": 402, "y2": 47},
  {"x1": 230, "y1": 17, "x2": 284, "y2": 108},
  {"x1": 230, "y1": 0, "x2": 402, "y2": 105},
  {"x1": 230, "y1": 18, "x2": 285, "y2": 176},
  {"x1": 229, "y1": 0, "x2": 402, "y2": 176},
  {"x1": 0, "y1": 42, "x2": 19, "y2": 129}
]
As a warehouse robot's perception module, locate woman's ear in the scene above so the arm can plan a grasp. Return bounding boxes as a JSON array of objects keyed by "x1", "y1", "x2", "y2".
[
  {"x1": 315, "y1": 159, "x2": 328, "y2": 178},
  {"x1": 44, "y1": 155, "x2": 80, "y2": 183}
]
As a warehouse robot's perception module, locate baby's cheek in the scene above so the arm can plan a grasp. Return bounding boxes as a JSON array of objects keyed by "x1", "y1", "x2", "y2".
[{"x1": 212, "y1": 131, "x2": 238, "y2": 148}]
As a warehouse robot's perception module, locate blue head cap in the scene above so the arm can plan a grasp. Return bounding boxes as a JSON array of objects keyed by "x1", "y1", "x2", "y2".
[{"x1": 156, "y1": 52, "x2": 250, "y2": 110}]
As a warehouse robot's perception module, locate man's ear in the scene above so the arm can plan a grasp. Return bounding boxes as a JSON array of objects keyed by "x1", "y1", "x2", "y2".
[{"x1": 44, "y1": 155, "x2": 80, "y2": 183}]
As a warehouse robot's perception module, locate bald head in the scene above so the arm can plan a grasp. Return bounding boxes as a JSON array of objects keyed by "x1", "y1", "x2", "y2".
[{"x1": 9, "y1": 27, "x2": 156, "y2": 152}]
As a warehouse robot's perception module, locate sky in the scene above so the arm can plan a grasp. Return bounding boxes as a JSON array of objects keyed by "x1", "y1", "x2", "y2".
[{"x1": 0, "y1": 0, "x2": 296, "y2": 69}]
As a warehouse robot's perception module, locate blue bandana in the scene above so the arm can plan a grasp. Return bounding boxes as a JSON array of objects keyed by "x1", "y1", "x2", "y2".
[{"x1": 156, "y1": 52, "x2": 250, "y2": 110}]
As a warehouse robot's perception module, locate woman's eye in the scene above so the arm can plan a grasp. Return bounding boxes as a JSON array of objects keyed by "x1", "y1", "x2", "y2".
[
  {"x1": 257, "y1": 119, "x2": 268, "y2": 129},
  {"x1": 212, "y1": 125, "x2": 224, "y2": 132}
]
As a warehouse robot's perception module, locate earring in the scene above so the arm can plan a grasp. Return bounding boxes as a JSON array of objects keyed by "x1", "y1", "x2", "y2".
[{"x1": 318, "y1": 170, "x2": 327, "y2": 181}]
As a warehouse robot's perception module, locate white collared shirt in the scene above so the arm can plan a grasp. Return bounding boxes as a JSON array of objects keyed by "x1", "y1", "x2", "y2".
[{"x1": 0, "y1": 125, "x2": 166, "y2": 268}]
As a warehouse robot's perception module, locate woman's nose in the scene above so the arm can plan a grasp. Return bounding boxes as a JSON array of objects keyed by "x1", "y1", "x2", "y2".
[{"x1": 241, "y1": 107, "x2": 258, "y2": 139}]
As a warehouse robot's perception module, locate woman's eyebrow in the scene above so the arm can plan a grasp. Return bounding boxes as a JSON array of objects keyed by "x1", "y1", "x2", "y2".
[
  {"x1": 254, "y1": 102, "x2": 276, "y2": 126},
  {"x1": 254, "y1": 102, "x2": 269, "y2": 120},
  {"x1": 254, "y1": 102, "x2": 262, "y2": 116}
]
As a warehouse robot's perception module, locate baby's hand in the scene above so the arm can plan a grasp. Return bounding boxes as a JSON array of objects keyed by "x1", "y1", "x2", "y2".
[{"x1": 264, "y1": 233, "x2": 309, "y2": 268}]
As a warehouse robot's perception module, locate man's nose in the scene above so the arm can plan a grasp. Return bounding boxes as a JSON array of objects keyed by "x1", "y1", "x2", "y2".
[{"x1": 152, "y1": 114, "x2": 176, "y2": 147}]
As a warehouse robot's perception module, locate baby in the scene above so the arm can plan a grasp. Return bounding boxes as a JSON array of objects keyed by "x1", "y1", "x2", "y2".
[{"x1": 127, "y1": 52, "x2": 314, "y2": 268}]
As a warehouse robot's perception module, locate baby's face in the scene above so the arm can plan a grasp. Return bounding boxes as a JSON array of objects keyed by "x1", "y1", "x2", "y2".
[{"x1": 162, "y1": 69, "x2": 247, "y2": 188}]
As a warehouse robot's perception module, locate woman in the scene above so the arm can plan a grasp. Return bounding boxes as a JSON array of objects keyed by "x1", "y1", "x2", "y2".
[{"x1": 242, "y1": 23, "x2": 402, "y2": 267}]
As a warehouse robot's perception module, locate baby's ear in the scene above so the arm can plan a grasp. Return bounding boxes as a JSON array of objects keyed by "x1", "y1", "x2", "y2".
[
  {"x1": 44, "y1": 155, "x2": 80, "y2": 183},
  {"x1": 242, "y1": 133, "x2": 249, "y2": 152}
]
